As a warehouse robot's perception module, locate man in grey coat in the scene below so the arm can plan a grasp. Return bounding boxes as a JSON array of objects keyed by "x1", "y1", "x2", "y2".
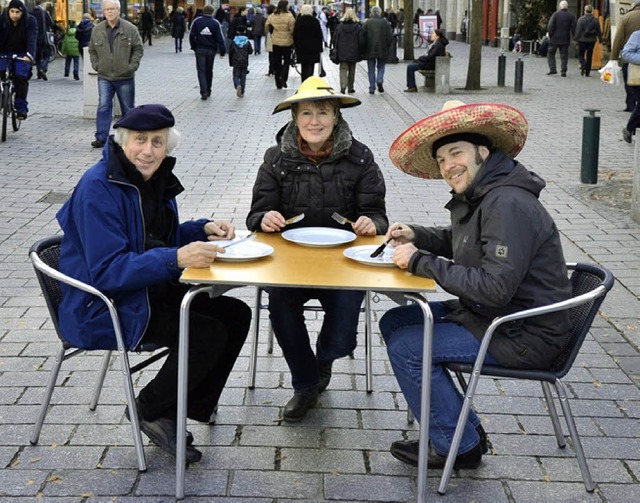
[
  {"x1": 547, "y1": 0, "x2": 576, "y2": 76},
  {"x1": 361, "y1": 6, "x2": 392, "y2": 94},
  {"x1": 88, "y1": 0, "x2": 143, "y2": 148}
]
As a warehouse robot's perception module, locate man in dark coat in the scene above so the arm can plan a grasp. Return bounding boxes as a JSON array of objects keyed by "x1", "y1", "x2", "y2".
[
  {"x1": 381, "y1": 100, "x2": 572, "y2": 470},
  {"x1": 547, "y1": 0, "x2": 576, "y2": 76}
]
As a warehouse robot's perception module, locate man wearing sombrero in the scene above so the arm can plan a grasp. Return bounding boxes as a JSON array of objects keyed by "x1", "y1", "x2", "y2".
[{"x1": 380, "y1": 100, "x2": 572, "y2": 468}]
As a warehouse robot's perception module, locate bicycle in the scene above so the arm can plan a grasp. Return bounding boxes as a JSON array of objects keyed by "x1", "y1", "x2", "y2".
[{"x1": 0, "y1": 55, "x2": 27, "y2": 142}]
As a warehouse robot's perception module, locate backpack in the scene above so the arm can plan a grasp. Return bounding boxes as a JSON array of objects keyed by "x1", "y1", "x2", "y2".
[{"x1": 584, "y1": 18, "x2": 598, "y2": 37}]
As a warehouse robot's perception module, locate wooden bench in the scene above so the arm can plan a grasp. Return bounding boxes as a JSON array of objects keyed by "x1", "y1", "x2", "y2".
[{"x1": 418, "y1": 52, "x2": 451, "y2": 94}]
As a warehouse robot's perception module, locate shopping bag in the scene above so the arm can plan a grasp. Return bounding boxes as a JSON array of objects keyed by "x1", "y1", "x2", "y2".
[
  {"x1": 599, "y1": 60, "x2": 622, "y2": 85},
  {"x1": 628, "y1": 63, "x2": 640, "y2": 86}
]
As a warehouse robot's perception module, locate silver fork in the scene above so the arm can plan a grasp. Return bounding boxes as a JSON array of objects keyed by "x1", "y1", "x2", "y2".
[{"x1": 331, "y1": 212, "x2": 355, "y2": 226}]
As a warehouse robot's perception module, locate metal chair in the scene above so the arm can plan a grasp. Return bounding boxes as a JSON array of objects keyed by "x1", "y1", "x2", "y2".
[
  {"x1": 248, "y1": 286, "x2": 374, "y2": 392},
  {"x1": 28, "y1": 235, "x2": 170, "y2": 472},
  {"x1": 438, "y1": 263, "x2": 615, "y2": 495}
]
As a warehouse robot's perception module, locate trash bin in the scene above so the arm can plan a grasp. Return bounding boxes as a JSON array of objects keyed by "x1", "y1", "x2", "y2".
[{"x1": 387, "y1": 33, "x2": 399, "y2": 64}]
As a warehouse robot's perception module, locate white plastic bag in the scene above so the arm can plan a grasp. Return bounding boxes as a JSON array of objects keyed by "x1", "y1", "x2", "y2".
[{"x1": 599, "y1": 60, "x2": 623, "y2": 85}]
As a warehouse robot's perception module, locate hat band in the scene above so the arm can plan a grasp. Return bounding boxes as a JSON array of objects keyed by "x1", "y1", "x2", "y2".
[{"x1": 432, "y1": 133, "x2": 493, "y2": 158}]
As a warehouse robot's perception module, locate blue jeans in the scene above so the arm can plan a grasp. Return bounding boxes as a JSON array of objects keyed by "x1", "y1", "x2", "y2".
[
  {"x1": 267, "y1": 287, "x2": 365, "y2": 391},
  {"x1": 64, "y1": 56, "x2": 79, "y2": 76},
  {"x1": 96, "y1": 77, "x2": 135, "y2": 142},
  {"x1": 380, "y1": 302, "x2": 498, "y2": 456},
  {"x1": 406, "y1": 62, "x2": 424, "y2": 89},
  {"x1": 195, "y1": 48, "x2": 216, "y2": 97},
  {"x1": 366, "y1": 57, "x2": 386, "y2": 92},
  {"x1": 232, "y1": 67, "x2": 247, "y2": 92}
]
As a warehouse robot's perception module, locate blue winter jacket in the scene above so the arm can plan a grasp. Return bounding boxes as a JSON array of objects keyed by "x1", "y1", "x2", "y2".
[{"x1": 56, "y1": 140, "x2": 209, "y2": 350}]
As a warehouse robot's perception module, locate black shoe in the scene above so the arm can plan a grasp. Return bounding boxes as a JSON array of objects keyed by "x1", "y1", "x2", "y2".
[
  {"x1": 318, "y1": 362, "x2": 333, "y2": 392},
  {"x1": 377, "y1": 83, "x2": 384, "y2": 93},
  {"x1": 124, "y1": 402, "x2": 201, "y2": 463},
  {"x1": 547, "y1": 71, "x2": 557, "y2": 75},
  {"x1": 623, "y1": 128, "x2": 633, "y2": 143},
  {"x1": 390, "y1": 440, "x2": 482, "y2": 469},
  {"x1": 91, "y1": 139, "x2": 105, "y2": 148},
  {"x1": 283, "y1": 389, "x2": 318, "y2": 422}
]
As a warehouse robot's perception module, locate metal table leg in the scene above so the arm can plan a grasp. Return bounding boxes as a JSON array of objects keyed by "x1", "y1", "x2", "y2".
[
  {"x1": 404, "y1": 293, "x2": 433, "y2": 502},
  {"x1": 176, "y1": 285, "x2": 217, "y2": 500}
]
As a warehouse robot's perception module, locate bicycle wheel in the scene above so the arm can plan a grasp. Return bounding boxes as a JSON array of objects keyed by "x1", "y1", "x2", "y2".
[
  {"x1": 11, "y1": 90, "x2": 21, "y2": 132},
  {"x1": 1, "y1": 84, "x2": 10, "y2": 142}
]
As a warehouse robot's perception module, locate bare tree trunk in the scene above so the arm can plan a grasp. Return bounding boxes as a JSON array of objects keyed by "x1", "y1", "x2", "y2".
[
  {"x1": 465, "y1": 0, "x2": 483, "y2": 90},
  {"x1": 403, "y1": 0, "x2": 414, "y2": 61}
]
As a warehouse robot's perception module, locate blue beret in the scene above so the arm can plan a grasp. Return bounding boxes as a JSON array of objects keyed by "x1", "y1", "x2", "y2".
[{"x1": 113, "y1": 104, "x2": 175, "y2": 130}]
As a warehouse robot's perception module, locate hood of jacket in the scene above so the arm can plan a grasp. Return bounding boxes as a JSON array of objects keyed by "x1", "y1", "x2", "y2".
[
  {"x1": 233, "y1": 34, "x2": 250, "y2": 46},
  {"x1": 276, "y1": 116, "x2": 354, "y2": 163}
]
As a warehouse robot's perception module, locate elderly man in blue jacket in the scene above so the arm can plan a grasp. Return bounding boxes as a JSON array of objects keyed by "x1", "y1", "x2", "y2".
[
  {"x1": 0, "y1": 0, "x2": 37, "y2": 119},
  {"x1": 56, "y1": 104, "x2": 251, "y2": 464}
]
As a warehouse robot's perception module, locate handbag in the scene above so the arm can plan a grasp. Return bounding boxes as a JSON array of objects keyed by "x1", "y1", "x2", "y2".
[
  {"x1": 330, "y1": 47, "x2": 339, "y2": 64},
  {"x1": 628, "y1": 63, "x2": 640, "y2": 86},
  {"x1": 599, "y1": 60, "x2": 623, "y2": 85}
]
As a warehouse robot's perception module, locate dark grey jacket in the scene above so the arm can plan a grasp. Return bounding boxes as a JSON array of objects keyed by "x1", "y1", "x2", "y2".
[
  {"x1": 246, "y1": 118, "x2": 388, "y2": 234},
  {"x1": 407, "y1": 151, "x2": 572, "y2": 369},
  {"x1": 548, "y1": 9, "x2": 577, "y2": 46}
]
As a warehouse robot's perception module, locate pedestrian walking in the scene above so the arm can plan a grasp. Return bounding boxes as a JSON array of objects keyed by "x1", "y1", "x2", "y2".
[
  {"x1": 574, "y1": 5, "x2": 602, "y2": 77},
  {"x1": 88, "y1": 0, "x2": 144, "y2": 148},
  {"x1": 61, "y1": 21, "x2": 80, "y2": 80},
  {"x1": 610, "y1": 0, "x2": 640, "y2": 112},
  {"x1": 171, "y1": 6, "x2": 187, "y2": 53},
  {"x1": 293, "y1": 4, "x2": 323, "y2": 83},
  {"x1": 251, "y1": 7, "x2": 266, "y2": 55},
  {"x1": 140, "y1": 7, "x2": 154, "y2": 46},
  {"x1": 31, "y1": 0, "x2": 54, "y2": 81},
  {"x1": 332, "y1": 8, "x2": 362, "y2": 94},
  {"x1": 229, "y1": 25, "x2": 253, "y2": 97},
  {"x1": 189, "y1": 4, "x2": 226, "y2": 100},
  {"x1": 265, "y1": 0, "x2": 294, "y2": 89},
  {"x1": 547, "y1": 1, "x2": 576, "y2": 76},
  {"x1": 75, "y1": 13, "x2": 94, "y2": 58},
  {"x1": 362, "y1": 6, "x2": 392, "y2": 94}
]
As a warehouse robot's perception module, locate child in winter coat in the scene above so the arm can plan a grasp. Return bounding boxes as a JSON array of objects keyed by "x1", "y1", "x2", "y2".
[
  {"x1": 61, "y1": 21, "x2": 80, "y2": 80},
  {"x1": 228, "y1": 25, "x2": 253, "y2": 97}
]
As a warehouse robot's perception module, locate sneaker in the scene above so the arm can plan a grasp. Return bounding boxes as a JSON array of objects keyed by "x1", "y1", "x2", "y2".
[
  {"x1": 283, "y1": 388, "x2": 318, "y2": 422},
  {"x1": 390, "y1": 440, "x2": 482, "y2": 469},
  {"x1": 377, "y1": 83, "x2": 384, "y2": 93},
  {"x1": 236, "y1": 85, "x2": 243, "y2": 97},
  {"x1": 124, "y1": 401, "x2": 202, "y2": 464},
  {"x1": 91, "y1": 139, "x2": 105, "y2": 148},
  {"x1": 318, "y1": 362, "x2": 333, "y2": 392},
  {"x1": 404, "y1": 87, "x2": 418, "y2": 93},
  {"x1": 623, "y1": 128, "x2": 633, "y2": 143}
]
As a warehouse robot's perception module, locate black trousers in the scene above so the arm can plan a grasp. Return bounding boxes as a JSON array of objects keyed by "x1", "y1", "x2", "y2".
[{"x1": 138, "y1": 286, "x2": 251, "y2": 423}]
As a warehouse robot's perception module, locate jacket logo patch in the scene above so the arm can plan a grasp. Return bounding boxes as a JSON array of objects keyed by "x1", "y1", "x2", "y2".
[{"x1": 496, "y1": 245, "x2": 508, "y2": 259}]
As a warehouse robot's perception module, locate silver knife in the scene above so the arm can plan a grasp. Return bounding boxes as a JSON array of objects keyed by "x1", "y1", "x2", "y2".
[{"x1": 221, "y1": 231, "x2": 257, "y2": 249}]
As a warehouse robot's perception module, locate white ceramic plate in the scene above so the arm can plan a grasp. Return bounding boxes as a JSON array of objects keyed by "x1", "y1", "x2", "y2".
[
  {"x1": 281, "y1": 227, "x2": 357, "y2": 248},
  {"x1": 343, "y1": 245, "x2": 396, "y2": 268},
  {"x1": 210, "y1": 240, "x2": 274, "y2": 262}
]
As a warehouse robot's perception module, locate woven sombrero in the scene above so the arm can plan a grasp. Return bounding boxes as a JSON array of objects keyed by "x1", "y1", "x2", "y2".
[
  {"x1": 389, "y1": 100, "x2": 529, "y2": 179},
  {"x1": 273, "y1": 76, "x2": 361, "y2": 114}
]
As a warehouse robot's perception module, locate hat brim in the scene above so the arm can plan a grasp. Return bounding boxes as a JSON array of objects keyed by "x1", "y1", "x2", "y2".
[
  {"x1": 389, "y1": 103, "x2": 528, "y2": 179},
  {"x1": 272, "y1": 92, "x2": 361, "y2": 114}
]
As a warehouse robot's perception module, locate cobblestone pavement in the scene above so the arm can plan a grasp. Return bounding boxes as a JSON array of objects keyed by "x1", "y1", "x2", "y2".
[{"x1": 1, "y1": 36, "x2": 639, "y2": 502}]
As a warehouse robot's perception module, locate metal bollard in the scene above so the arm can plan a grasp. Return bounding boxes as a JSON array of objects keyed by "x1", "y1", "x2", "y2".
[
  {"x1": 581, "y1": 109, "x2": 601, "y2": 184},
  {"x1": 514, "y1": 59, "x2": 524, "y2": 93},
  {"x1": 498, "y1": 54, "x2": 506, "y2": 87}
]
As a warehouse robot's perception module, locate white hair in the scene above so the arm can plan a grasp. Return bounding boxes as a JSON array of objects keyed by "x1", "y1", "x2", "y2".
[
  {"x1": 103, "y1": 0, "x2": 121, "y2": 10},
  {"x1": 113, "y1": 127, "x2": 182, "y2": 155}
]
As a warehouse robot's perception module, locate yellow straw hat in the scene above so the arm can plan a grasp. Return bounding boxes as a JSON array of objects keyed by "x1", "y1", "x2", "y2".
[
  {"x1": 272, "y1": 76, "x2": 361, "y2": 114},
  {"x1": 389, "y1": 100, "x2": 529, "y2": 179}
]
